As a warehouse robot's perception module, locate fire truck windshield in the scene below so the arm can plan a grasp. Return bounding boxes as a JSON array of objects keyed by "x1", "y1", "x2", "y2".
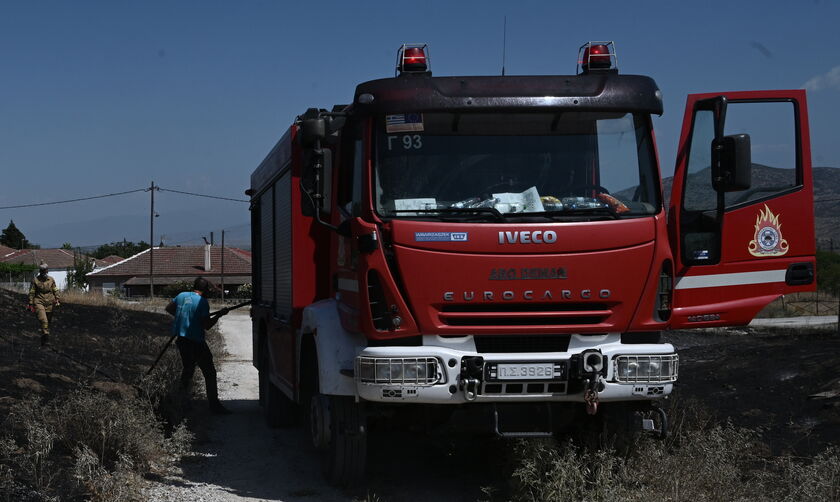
[{"x1": 374, "y1": 111, "x2": 660, "y2": 220}]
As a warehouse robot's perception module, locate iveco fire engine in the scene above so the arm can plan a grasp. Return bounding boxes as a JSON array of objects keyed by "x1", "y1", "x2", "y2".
[{"x1": 248, "y1": 42, "x2": 816, "y2": 485}]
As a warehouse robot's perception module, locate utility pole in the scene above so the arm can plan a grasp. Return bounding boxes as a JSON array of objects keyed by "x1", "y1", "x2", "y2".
[
  {"x1": 149, "y1": 181, "x2": 158, "y2": 298},
  {"x1": 221, "y1": 230, "x2": 225, "y2": 301}
]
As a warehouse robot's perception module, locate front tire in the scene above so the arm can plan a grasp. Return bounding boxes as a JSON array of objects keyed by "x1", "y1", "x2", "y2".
[{"x1": 310, "y1": 394, "x2": 367, "y2": 487}]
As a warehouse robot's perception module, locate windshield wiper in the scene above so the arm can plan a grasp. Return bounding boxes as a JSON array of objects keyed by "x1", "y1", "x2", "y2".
[{"x1": 388, "y1": 207, "x2": 504, "y2": 222}]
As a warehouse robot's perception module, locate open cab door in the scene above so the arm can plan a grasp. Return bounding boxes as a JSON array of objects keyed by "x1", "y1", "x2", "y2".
[{"x1": 668, "y1": 90, "x2": 816, "y2": 328}]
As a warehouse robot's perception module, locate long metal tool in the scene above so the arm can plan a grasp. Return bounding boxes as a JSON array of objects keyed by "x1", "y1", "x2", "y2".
[{"x1": 144, "y1": 300, "x2": 251, "y2": 377}]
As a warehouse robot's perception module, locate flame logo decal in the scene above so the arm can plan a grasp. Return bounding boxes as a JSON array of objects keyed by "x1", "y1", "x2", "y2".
[{"x1": 748, "y1": 204, "x2": 789, "y2": 257}]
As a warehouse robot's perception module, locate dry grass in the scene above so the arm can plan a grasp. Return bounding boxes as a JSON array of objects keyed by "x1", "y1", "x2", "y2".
[
  {"x1": 496, "y1": 400, "x2": 840, "y2": 502},
  {"x1": 757, "y1": 291, "x2": 839, "y2": 318},
  {"x1": 0, "y1": 287, "x2": 194, "y2": 502},
  {"x1": 59, "y1": 289, "x2": 166, "y2": 313}
]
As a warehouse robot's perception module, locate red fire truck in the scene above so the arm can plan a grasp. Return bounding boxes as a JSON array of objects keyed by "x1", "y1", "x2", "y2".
[{"x1": 248, "y1": 42, "x2": 816, "y2": 485}]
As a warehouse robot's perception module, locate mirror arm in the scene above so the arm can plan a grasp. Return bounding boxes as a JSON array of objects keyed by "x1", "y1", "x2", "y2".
[{"x1": 302, "y1": 137, "x2": 343, "y2": 233}]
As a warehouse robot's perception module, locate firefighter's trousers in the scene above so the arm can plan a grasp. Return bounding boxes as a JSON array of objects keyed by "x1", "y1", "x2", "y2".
[{"x1": 34, "y1": 304, "x2": 54, "y2": 335}]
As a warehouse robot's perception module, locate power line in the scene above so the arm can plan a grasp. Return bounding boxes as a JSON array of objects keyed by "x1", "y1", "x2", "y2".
[
  {"x1": 157, "y1": 187, "x2": 248, "y2": 203},
  {"x1": 0, "y1": 188, "x2": 147, "y2": 210},
  {"x1": 0, "y1": 185, "x2": 249, "y2": 210}
]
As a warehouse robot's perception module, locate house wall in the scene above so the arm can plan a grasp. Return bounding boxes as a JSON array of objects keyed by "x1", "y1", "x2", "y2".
[{"x1": 88, "y1": 277, "x2": 126, "y2": 295}]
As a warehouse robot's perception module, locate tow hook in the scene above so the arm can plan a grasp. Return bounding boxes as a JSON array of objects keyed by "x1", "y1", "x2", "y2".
[
  {"x1": 580, "y1": 350, "x2": 606, "y2": 415},
  {"x1": 460, "y1": 356, "x2": 484, "y2": 402},
  {"x1": 584, "y1": 377, "x2": 605, "y2": 415}
]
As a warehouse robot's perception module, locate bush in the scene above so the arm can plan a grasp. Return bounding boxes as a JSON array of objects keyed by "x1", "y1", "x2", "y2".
[
  {"x1": 159, "y1": 281, "x2": 194, "y2": 300},
  {"x1": 234, "y1": 283, "x2": 252, "y2": 299},
  {"x1": 2, "y1": 390, "x2": 193, "y2": 501},
  {"x1": 817, "y1": 250, "x2": 840, "y2": 295},
  {"x1": 503, "y1": 400, "x2": 840, "y2": 502}
]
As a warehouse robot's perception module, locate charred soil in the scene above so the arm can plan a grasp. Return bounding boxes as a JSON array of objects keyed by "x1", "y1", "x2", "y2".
[
  {"x1": 0, "y1": 288, "x2": 189, "y2": 501},
  {"x1": 666, "y1": 327, "x2": 840, "y2": 456}
]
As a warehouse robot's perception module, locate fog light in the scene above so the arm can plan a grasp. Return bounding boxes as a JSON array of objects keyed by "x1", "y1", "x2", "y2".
[
  {"x1": 614, "y1": 354, "x2": 678, "y2": 383},
  {"x1": 356, "y1": 356, "x2": 443, "y2": 385}
]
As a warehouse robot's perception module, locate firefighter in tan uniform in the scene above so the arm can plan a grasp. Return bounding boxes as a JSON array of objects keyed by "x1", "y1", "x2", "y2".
[{"x1": 28, "y1": 263, "x2": 60, "y2": 346}]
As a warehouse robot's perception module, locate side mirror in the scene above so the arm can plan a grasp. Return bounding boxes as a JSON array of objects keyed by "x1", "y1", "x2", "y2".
[
  {"x1": 712, "y1": 134, "x2": 751, "y2": 192},
  {"x1": 300, "y1": 118, "x2": 326, "y2": 148}
]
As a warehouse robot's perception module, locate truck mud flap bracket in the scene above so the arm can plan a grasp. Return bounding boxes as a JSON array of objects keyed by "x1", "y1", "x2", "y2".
[{"x1": 492, "y1": 403, "x2": 554, "y2": 438}]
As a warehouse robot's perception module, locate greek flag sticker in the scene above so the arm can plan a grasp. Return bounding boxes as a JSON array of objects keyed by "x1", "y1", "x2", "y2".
[
  {"x1": 415, "y1": 232, "x2": 468, "y2": 242},
  {"x1": 385, "y1": 113, "x2": 424, "y2": 133}
]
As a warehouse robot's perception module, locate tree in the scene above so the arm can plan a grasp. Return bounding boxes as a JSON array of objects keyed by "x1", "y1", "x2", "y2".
[
  {"x1": 0, "y1": 220, "x2": 29, "y2": 249},
  {"x1": 90, "y1": 239, "x2": 150, "y2": 259},
  {"x1": 0, "y1": 262, "x2": 37, "y2": 283},
  {"x1": 816, "y1": 250, "x2": 840, "y2": 295},
  {"x1": 66, "y1": 250, "x2": 95, "y2": 290},
  {"x1": 61, "y1": 242, "x2": 73, "y2": 250}
]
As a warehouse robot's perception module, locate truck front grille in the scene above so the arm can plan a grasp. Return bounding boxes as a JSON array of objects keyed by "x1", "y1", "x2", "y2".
[
  {"x1": 436, "y1": 303, "x2": 611, "y2": 327},
  {"x1": 474, "y1": 335, "x2": 570, "y2": 353}
]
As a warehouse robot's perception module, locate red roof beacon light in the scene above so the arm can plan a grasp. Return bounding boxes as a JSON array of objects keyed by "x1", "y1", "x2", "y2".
[
  {"x1": 577, "y1": 41, "x2": 617, "y2": 74},
  {"x1": 396, "y1": 43, "x2": 431, "y2": 76}
]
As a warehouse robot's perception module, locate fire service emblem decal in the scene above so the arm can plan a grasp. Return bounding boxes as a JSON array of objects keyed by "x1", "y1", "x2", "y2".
[{"x1": 748, "y1": 205, "x2": 789, "y2": 257}]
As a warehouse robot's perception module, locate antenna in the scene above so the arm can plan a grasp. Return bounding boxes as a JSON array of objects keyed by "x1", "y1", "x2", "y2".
[{"x1": 501, "y1": 16, "x2": 507, "y2": 76}]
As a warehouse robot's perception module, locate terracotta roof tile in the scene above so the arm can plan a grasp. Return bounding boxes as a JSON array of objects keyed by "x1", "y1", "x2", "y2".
[
  {"x1": 88, "y1": 246, "x2": 251, "y2": 277},
  {"x1": 99, "y1": 255, "x2": 125, "y2": 265},
  {"x1": 0, "y1": 245, "x2": 16, "y2": 258},
  {"x1": 0, "y1": 248, "x2": 87, "y2": 269}
]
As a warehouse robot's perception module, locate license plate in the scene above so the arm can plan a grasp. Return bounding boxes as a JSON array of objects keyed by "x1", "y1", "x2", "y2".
[{"x1": 496, "y1": 362, "x2": 555, "y2": 380}]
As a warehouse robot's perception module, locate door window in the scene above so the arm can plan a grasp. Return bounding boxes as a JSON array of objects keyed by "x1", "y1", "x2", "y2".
[
  {"x1": 723, "y1": 101, "x2": 799, "y2": 208},
  {"x1": 683, "y1": 110, "x2": 716, "y2": 212}
]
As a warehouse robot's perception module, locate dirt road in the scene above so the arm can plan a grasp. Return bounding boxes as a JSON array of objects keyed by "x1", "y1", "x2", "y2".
[{"x1": 144, "y1": 312, "x2": 348, "y2": 502}]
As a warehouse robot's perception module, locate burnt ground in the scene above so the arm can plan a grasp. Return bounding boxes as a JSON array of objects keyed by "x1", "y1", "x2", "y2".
[
  {"x1": 666, "y1": 327, "x2": 840, "y2": 456},
  {"x1": 0, "y1": 288, "x2": 174, "y2": 418},
  {"x1": 2, "y1": 285, "x2": 839, "y2": 501}
]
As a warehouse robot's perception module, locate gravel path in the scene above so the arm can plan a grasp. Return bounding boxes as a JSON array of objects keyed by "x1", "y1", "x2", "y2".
[{"x1": 144, "y1": 311, "x2": 350, "y2": 502}]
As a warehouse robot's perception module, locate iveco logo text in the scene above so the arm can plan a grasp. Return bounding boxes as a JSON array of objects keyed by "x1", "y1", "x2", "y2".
[
  {"x1": 498, "y1": 230, "x2": 557, "y2": 244},
  {"x1": 443, "y1": 289, "x2": 611, "y2": 301}
]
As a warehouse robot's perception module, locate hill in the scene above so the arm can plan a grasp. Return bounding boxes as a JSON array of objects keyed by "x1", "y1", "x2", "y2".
[{"x1": 659, "y1": 165, "x2": 840, "y2": 245}]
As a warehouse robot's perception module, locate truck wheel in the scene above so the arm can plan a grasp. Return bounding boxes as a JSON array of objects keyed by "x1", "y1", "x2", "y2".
[{"x1": 310, "y1": 394, "x2": 367, "y2": 487}]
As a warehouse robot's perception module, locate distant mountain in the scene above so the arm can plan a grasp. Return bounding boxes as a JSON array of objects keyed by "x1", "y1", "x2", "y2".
[
  {"x1": 660, "y1": 165, "x2": 840, "y2": 245},
  {"x1": 27, "y1": 211, "x2": 250, "y2": 250}
]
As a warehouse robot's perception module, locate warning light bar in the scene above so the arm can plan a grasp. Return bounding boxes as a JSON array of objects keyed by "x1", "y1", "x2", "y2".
[
  {"x1": 577, "y1": 41, "x2": 617, "y2": 74},
  {"x1": 396, "y1": 43, "x2": 431, "y2": 76}
]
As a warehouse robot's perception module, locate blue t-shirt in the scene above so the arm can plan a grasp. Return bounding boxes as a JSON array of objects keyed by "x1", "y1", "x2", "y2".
[{"x1": 172, "y1": 292, "x2": 210, "y2": 342}]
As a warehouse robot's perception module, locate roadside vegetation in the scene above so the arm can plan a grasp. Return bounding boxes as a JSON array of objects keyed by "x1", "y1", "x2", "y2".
[
  {"x1": 488, "y1": 398, "x2": 840, "y2": 501},
  {"x1": 755, "y1": 250, "x2": 840, "y2": 318},
  {"x1": 0, "y1": 287, "x2": 198, "y2": 502}
]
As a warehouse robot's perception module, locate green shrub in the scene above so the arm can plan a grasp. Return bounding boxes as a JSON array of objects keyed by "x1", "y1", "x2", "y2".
[
  {"x1": 159, "y1": 281, "x2": 194, "y2": 300},
  {"x1": 234, "y1": 283, "x2": 252, "y2": 299}
]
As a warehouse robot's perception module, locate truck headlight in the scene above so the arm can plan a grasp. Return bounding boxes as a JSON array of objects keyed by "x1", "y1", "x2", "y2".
[
  {"x1": 357, "y1": 357, "x2": 443, "y2": 385},
  {"x1": 614, "y1": 354, "x2": 678, "y2": 383}
]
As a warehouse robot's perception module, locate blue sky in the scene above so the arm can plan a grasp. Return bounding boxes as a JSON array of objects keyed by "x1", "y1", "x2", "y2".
[{"x1": 2, "y1": 0, "x2": 838, "y2": 248}]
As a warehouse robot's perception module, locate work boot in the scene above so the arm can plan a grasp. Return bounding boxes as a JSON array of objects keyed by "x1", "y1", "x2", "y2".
[
  {"x1": 40, "y1": 333, "x2": 49, "y2": 347},
  {"x1": 209, "y1": 399, "x2": 231, "y2": 415}
]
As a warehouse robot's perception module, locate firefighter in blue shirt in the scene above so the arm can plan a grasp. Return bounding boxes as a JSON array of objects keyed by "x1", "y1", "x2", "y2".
[{"x1": 165, "y1": 277, "x2": 230, "y2": 414}]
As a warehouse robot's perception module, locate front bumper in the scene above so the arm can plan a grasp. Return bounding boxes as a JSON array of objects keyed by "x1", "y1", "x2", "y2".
[{"x1": 354, "y1": 334, "x2": 677, "y2": 404}]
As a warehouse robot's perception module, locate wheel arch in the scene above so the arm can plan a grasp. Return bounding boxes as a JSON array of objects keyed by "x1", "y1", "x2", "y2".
[{"x1": 299, "y1": 299, "x2": 366, "y2": 397}]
